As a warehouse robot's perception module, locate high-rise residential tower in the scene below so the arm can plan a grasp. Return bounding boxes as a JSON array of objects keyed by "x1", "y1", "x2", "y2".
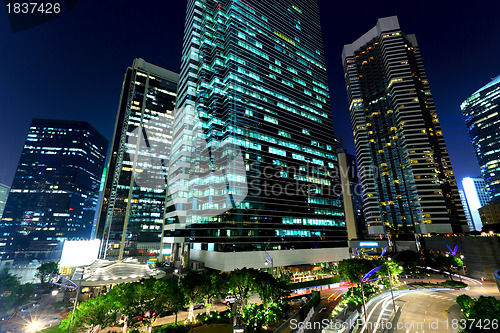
[
  {"x1": 164, "y1": 0, "x2": 348, "y2": 271},
  {"x1": 461, "y1": 75, "x2": 500, "y2": 202},
  {"x1": 342, "y1": 16, "x2": 467, "y2": 236},
  {"x1": 462, "y1": 177, "x2": 489, "y2": 231},
  {"x1": 95, "y1": 59, "x2": 178, "y2": 261},
  {"x1": 0, "y1": 119, "x2": 107, "y2": 260}
]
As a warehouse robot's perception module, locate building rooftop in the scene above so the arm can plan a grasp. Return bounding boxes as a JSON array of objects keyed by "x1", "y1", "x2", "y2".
[{"x1": 474, "y1": 74, "x2": 500, "y2": 95}]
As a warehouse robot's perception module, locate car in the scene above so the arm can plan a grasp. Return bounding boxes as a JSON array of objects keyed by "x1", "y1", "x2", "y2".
[
  {"x1": 193, "y1": 302, "x2": 205, "y2": 310},
  {"x1": 183, "y1": 302, "x2": 205, "y2": 311},
  {"x1": 223, "y1": 295, "x2": 237, "y2": 304}
]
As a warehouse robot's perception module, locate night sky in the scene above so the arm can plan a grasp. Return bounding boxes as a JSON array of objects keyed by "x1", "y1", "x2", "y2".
[{"x1": 1, "y1": 0, "x2": 499, "y2": 190}]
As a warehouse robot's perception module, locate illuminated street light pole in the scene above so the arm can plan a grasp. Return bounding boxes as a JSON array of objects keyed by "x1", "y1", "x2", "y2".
[
  {"x1": 360, "y1": 275, "x2": 368, "y2": 324},
  {"x1": 380, "y1": 247, "x2": 396, "y2": 309},
  {"x1": 264, "y1": 251, "x2": 273, "y2": 275},
  {"x1": 359, "y1": 265, "x2": 383, "y2": 325},
  {"x1": 386, "y1": 258, "x2": 396, "y2": 310},
  {"x1": 69, "y1": 267, "x2": 85, "y2": 333}
]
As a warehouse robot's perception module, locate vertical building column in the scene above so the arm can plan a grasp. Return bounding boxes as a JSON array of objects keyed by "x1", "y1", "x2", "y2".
[{"x1": 337, "y1": 149, "x2": 359, "y2": 240}]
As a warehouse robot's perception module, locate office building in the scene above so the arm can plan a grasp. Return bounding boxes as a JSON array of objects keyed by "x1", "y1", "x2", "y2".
[
  {"x1": 461, "y1": 75, "x2": 500, "y2": 202},
  {"x1": 95, "y1": 59, "x2": 179, "y2": 261},
  {"x1": 164, "y1": 0, "x2": 348, "y2": 271},
  {"x1": 459, "y1": 189, "x2": 474, "y2": 231},
  {"x1": 462, "y1": 177, "x2": 489, "y2": 231},
  {"x1": 479, "y1": 200, "x2": 500, "y2": 230},
  {"x1": 342, "y1": 16, "x2": 467, "y2": 236},
  {"x1": 0, "y1": 183, "x2": 9, "y2": 219},
  {"x1": 337, "y1": 149, "x2": 366, "y2": 239},
  {"x1": 0, "y1": 119, "x2": 107, "y2": 260}
]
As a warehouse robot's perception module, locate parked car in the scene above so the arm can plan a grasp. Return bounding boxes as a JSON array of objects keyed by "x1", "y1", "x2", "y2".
[
  {"x1": 193, "y1": 302, "x2": 205, "y2": 309},
  {"x1": 222, "y1": 295, "x2": 237, "y2": 304},
  {"x1": 183, "y1": 302, "x2": 205, "y2": 310}
]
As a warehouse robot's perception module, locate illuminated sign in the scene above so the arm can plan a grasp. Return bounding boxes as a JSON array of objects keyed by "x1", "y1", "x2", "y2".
[
  {"x1": 359, "y1": 241, "x2": 379, "y2": 247},
  {"x1": 60, "y1": 239, "x2": 100, "y2": 267}
]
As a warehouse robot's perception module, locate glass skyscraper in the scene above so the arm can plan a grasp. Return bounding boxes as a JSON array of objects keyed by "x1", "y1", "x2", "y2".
[
  {"x1": 0, "y1": 119, "x2": 107, "y2": 260},
  {"x1": 0, "y1": 183, "x2": 9, "y2": 220},
  {"x1": 462, "y1": 177, "x2": 489, "y2": 231},
  {"x1": 164, "y1": 0, "x2": 347, "y2": 271},
  {"x1": 461, "y1": 75, "x2": 500, "y2": 202},
  {"x1": 342, "y1": 16, "x2": 467, "y2": 236},
  {"x1": 459, "y1": 189, "x2": 474, "y2": 231},
  {"x1": 95, "y1": 59, "x2": 179, "y2": 261}
]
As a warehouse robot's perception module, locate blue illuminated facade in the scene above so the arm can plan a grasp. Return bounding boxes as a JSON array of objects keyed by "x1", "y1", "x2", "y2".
[
  {"x1": 462, "y1": 177, "x2": 489, "y2": 231},
  {"x1": 0, "y1": 119, "x2": 107, "y2": 259},
  {"x1": 164, "y1": 0, "x2": 347, "y2": 269},
  {"x1": 461, "y1": 75, "x2": 500, "y2": 202}
]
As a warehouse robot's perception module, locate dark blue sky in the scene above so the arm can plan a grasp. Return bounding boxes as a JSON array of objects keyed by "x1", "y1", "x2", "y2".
[{"x1": 1, "y1": 0, "x2": 499, "y2": 189}]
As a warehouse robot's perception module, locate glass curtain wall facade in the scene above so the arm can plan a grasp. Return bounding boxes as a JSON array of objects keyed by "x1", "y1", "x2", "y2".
[
  {"x1": 165, "y1": 0, "x2": 347, "y2": 266},
  {"x1": 0, "y1": 119, "x2": 107, "y2": 259},
  {"x1": 461, "y1": 75, "x2": 500, "y2": 202},
  {"x1": 95, "y1": 59, "x2": 178, "y2": 261},
  {"x1": 462, "y1": 177, "x2": 489, "y2": 231},
  {"x1": 0, "y1": 183, "x2": 9, "y2": 220},
  {"x1": 459, "y1": 189, "x2": 474, "y2": 231},
  {"x1": 342, "y1": 16, "x2": 467, "y2": 235}
]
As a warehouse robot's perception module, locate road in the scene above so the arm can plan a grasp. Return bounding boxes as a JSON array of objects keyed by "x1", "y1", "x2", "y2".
[
  {"x1": 358, "y1": 282, "x2": 499, "y2": 333},
  {"x1": 302, "y1": 289, "x2": 345, "y2": 333},
  {"x1": 392, "y1": 290, "x2": 461, "y2": 333}
]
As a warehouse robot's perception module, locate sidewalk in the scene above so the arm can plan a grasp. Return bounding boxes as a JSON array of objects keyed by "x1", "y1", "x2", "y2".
[{"x1": 101, "y1": 304, "x2": 228, "y2": 332}]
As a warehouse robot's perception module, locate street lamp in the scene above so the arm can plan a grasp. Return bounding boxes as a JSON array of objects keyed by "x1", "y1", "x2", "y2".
[
  {"x1": 386, "y1": 258, "x2": 396, "y2": 310},
  {"x1": 359, "y1": 265, "x2": 383, "y2": 324},
  {"x1": 265, "y1": 251, "x2": 273, "y2": 275},
  {"x1": 380, "y1": 247, "x2": 396, "y2": 310},
  {"x1": 27, "y1": 320, "x2": 41, "y2": 333},
  {"x1": 69, "y1": 267, "x2": 85, "y2": 333}
]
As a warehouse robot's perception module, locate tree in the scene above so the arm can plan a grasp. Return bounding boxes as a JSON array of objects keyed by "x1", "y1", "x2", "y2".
[
  {"x1": 456, "y1": 295, "x2": 500, "y2": 333},
  {"x1": 36, "y1": 261, "x2": 59, "y2": 285},
  {"x1": 456, "y1": 294, "x2": 475, "y2": 317},
  {"x1": 434, "y1": 254, "x2": 463, "y2": 280},
  {"x1": 0, "y1": 269, "x2": 35, "y2": 314},
  {"x1": 119, "y1": 278, "x2": 182, "y2": 333},
  {"x1": 200, "y1": 271, "x2": 228, "y2": 315},
  {"x1": 179, "y1": 271, "x2": 210, "y2": 323},
  {"x1": 377, "y1": 260, "x2": 402, "y2": 287},
  {"x1": 106, "y1": 281, "x2": 137, "y2": 333},
  {"x1": 60, "y1": 294, "x2": 119, "y2": 333},
  {"x1": 341, "y1": 284, "x2": 380, "y2": 307},
  {"x1": 338, "y1": 259, "x2": 377, "y2": 283},
  {"x1": 227, "y1": 268, "x2": 258, "y2": 304},
  {"x1": 241, "y1": 303, "x2": 283, "y2": 333},
  {"x1": 227, "y1": 268, "x2": 259, "y2": 318},
  {"x1": 253, "y1": 271, "x2": 289, "y2": 310},
  {"x1": 392, "y1": 250, "x2": 421, "y2": 273}
]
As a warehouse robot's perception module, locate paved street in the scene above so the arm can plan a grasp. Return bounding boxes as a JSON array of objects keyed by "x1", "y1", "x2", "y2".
[
  {"x1": 303, "y1": 289, "x2": 345, "y2": 333},
  {"x1": 391, "y1": 290, "x2": 461, "y2": 333},
  {"x1": 359, "y1": 282, "x2": 499, "y2": 333}
]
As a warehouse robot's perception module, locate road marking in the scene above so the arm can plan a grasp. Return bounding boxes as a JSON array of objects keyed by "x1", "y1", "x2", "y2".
[
  {"x1": 327, "y1": 291, "x2": 338, "y2": 301},
  {"x1": 443, "y1": 305, "x2": 452, "y2": 319}
]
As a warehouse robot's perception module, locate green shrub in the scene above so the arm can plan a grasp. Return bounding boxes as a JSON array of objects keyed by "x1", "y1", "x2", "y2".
[
  {"x1": 153, "y1": 324, "x2": 190, "y2": 333},
  {"x1": 442, "y1": 280, "x2": 467, "y2": 288},
  {"x1": 196, "y1": 310, "x2": 231, "y2": 324}
]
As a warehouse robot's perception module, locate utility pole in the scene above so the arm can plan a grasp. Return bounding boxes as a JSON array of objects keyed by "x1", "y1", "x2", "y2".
[
  {"x1": 69, "y1": 267, "x2": 84, "y2": 333},
  {"x1": 360, "y1": 275, "x2": 368, "y2": 324}
]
